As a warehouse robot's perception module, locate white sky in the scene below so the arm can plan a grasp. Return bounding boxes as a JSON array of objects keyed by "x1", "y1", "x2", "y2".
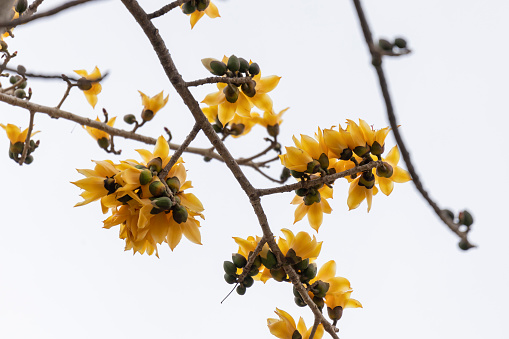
[{"x1": 1, "y1": 0, "x2": 508, "y2": 338}]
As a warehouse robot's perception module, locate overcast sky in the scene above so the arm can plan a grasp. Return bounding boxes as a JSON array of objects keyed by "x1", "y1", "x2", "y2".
[{"x1": 1, "y1": 1, "x2": 508, "y2": 338}]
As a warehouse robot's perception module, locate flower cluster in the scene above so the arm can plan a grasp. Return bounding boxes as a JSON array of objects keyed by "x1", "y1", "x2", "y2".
[
  {"x1": 181, "y1": 0, "x2": 220, "y2": 29},
  {"x1": 280, "y1": 119, "x2": 411, "y2": 230},
  {"x1": 74, "y1": 66, "x2": 102, "y2": 109},
  {"x1": 1, "y1": 123, "x2": 39, "y2": 164},
  {"x1": 72, "y1": 136, "x2": 204, "y2": 256},
  {"x1": 268, "y1": 308, "x2": 324, "y2": 339}
]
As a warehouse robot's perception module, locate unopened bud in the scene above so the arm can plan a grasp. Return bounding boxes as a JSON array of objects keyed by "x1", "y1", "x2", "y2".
[
  {"x1": 165, "y1": 176, "x2": 180, "y2": 194},
  {"x1": 14, "y1": 89, "x2": 26, "y2": 99},
  {"x1": 376, "y1": 163, "x2": 393, "y2": 178},
  {"x1": 172, "y1": 205, "x2": 188, "y2": 224},
  {"x1": 149, "y1": 180, "x2": 166, "y2": 197},
  {"x1": 227, "y1": 54, "x2": 240, "y2": 72},
  {"x1": 459, "y1": 210, "x2": 474, "y2": 227},
  {"x1": 241, "y1": 81, "x2": 256, "y2": 97},
  {"x1": 248, "y1": 63, "x2": 260, "y2": 76},
  {"x1": 141, "y1": 109, "x2": 154, "y2": 121},
  {"x1": 209, "y1": 60, "x2": 227, "y2": 76},
  {"x1": 139, "y1": 169, "x2": 153, "y2": 185},
  {"x1": 223, "y1": 83, "x2": 239, "y2": 103},
  {"x1": 327, "y1": 306, "x2": 343, "y2": 321},
  {"x1": 147, "y1": 157, "x2": 163, "y2": 173},
  {"x1": 97, "y1": 137, "x2": 109, "y2": 149},
  {"x1": 124, "y1": 114, "x2": 136, "y2": 124},
  {"x1": 181, "y1": 1, "x2": 196, "y2": 14},
  {"x1": 77, "y1": 77, "x2": 92, "y2": 91}
]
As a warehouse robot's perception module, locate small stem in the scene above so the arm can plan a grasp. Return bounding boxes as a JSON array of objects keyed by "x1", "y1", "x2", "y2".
[
  {"x1": 237, "y1": 140, "x2": 276, "y2": 165},
  {"x1": 56, "y1": 76, "x2": 74, "y2": 109},
  {"x1": 236, "y1": 237, "x2": 268, "y2": 284},
  {"x1": 185, "y1": 76, "x2": 254, "y2": 87},
  {"x1": 147, "y1": 0, "x2": 189, "y2": 20},
  {"x1": 309, "y1": 316, "x2": 321, "y2": 339},
  {"x1": 18, "y1": 110, "x2": 35, "y2": 165}
]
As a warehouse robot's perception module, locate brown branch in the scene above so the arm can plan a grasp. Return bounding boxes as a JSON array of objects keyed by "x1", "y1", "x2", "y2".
[
  {"x1": 56, "y1": 75, "x2": 74, "y2": 109},
  {"x1": 18, "y1": 110, "x2": 35, "y2": 165},
  {"x1": 351, "y1": 0, "x2": 474, "y2": 248},
  {"x1": 251, "y1": 166, "x2": 285, "y2": 184},
  {"x1": 26, "y1": 0, "x2": 45, "y2": 16},
  {"x1": 185, "y1": 76, "x2": 254, "y2": 87},
  {"x1": 147, "y1": 0, "x2": 188, "y2": 20},
  {"x1": 309, "y1": 315, "x2": 322, "y2": 339},
  {"x1": 236, "y1": 236, "x2": 268, "y2": 284},
  {"x1": 0, "y1": 0, "x2": 97, "y2": 29},
  {"x1": 237, "y1": 139, "x2": 276, "y2": 165}
]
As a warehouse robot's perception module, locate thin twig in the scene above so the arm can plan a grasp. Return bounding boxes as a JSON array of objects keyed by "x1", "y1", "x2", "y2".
[
  {"x1": 0, "y1": 0, "x2": 97, "y2": 29},
  {"x1": 26, "y1": 0, "x2": 45, "y2": 16},
  {"x1": 309, "y1": 316, "x2": 322, "y2": 339},
  {"x1": 236, "y1": 237, "x2": 268, "y2": 284},
  {"x1": 5, "y1": 66, "x2": 104, "y2": 81},
  {"x1": 351, "y1": 0, "x2": 474, "y2": 248},
  {"x1": 251, "y1": 166, "x2": 285, "y2": 184},
  {"x1": 185, "y1": 76, "x2": 254, "y2": 88},
  {"x1": 18, "y1": 110, "x2": 35, "y2": 165},
  {"x1": 56, "y1": 75, "x2": 73, "y2": 109},
  {"x1": 237, "y1": 139, "x2": 276, "y2": 165},
  {"x1": 147, "y1": 0, "x2": 188, "y2": 20}
]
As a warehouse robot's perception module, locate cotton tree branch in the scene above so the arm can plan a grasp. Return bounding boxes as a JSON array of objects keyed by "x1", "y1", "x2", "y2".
[
  {"x1": 147, "y1": 0, "x2": 188, "y2": 20},
  {"x1": 18, "y1": 110, "x2": 35, "y2": 165},
  {"x1": 185, "y1": 76, "x2": 255, "y2": 87},
  {"x1": 351, "y1": 0, "x2": 475, "y2": 248},
  {"x1": 119, "y1": 1, "x2": 340, "y2": 337},
  {"x1": 0, "y1": 0, "x2": 97, "y2": 29}
]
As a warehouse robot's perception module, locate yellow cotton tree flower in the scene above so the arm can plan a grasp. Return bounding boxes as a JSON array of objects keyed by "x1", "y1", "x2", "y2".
[
  {"x1": 267, "y1": 308, "x2": 324, "y2": 339},
  {"x1": 202, "y1": 56, "x2": 281, "y2": 125},
  {"x1": 74, "y1": 66, "x2": 102, "y2": 108},
  {"x1": 278, "y1": 228, "x2": 322, "y2": 262},
  {"x1": 83, "y1": 116, "x2": 116, "y2": 149},
  {"x1": 253, "y1": 107, "x2": 289, "y2": 137},
  {"x1": 0, "y1": 5, "x2": 17, "y2": 40},
  {"x1": 376, "y1": 145, "x2": 412, "y2": 195},
  {"x1": 138, "y1": 90, "x2": 169, "y2": 121},
  {"x1": 202, "y1": 105, "x2": 257, "y2": 137},
  {"x1": 233, "y1": 235, "x2": 272, "y2": 282},
  {"x1": 181, "y1": 1, "x2": 220, "y2": 29},
  {"x1": 292, "y1": 185, "x2": 333, "y2": 232},
  {"x1": 0, "y1": 123, "x2": 39, "y2": 145}
]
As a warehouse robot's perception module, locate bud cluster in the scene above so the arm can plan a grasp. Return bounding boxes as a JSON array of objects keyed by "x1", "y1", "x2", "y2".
[
  {"x1": 378, "y1": 37, "x2": 409, "y2": 53},
  {"x1": 223, "y1": 253, "x2": 261, "y2": 295},
  {"x1": 8, "y1": 138, "x2": 38, "y2": 164},
  {"x1": 182, "y1": 0, "x2": 210, "y2": 14}
]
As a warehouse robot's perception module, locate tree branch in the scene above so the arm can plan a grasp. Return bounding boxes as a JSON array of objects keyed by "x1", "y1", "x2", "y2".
[
  {"x1": 147, "y1": 0, "x2": 188, "y2": 20},
  {"x1": 18, "y1": 110, "x2": 35, "y2": 165},
  {"x1": 185, "y1": 76, "x2": 254, "y2": 87}
]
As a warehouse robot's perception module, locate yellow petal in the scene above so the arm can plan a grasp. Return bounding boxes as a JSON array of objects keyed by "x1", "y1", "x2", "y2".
[
  {"x1": 182, "y1": 217, "x2": 202, "y2": 245},
  {"x1": 248, "y1": 92, "x2": 273, "y2": 112},
  {"x1": 218, "y1": 101, "x2": 236, "y2": 125},
  {"x1": 294, "y1": 203, "x2": 308, "y2": 224},
  {"x1": 180, "y1": 193, "x2": 204, "y2": 213},
  {"x1": 307, "y1": 202, "x2": 323, "y2": 232},
  {"x1": 166, "y1": 219, "x2": 183, "y2": 251},
  {"x1": 345, "y1": 298, "x2": 363, "y2": 308},
  {"x1": 202, "y1": 90, "x2": 225, "y2": 106},
  {"x1": 190, "y1": 10, "x2": 205, "y2": 29},
  {"x1": 347, "y1": 180, "x2": 365, "y2": 211},
  {"x1": 154, "y1": 135, "x2": 170, "y2": 160},
  {"x1": 378, "y1": 177, "x2": 394, "y2": 196},
  {"x1": 391, "y1": 167, "x2": 412, "y2": 183},
  {"x1": 256, "y1": 75, "x2": 281, "y2": 93},
  {"x1": 204, "y1": 2, "x2": 220, "y2": 18}
]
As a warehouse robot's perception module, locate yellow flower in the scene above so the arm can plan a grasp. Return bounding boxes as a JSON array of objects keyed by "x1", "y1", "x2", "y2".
[
  {"x1": 83, "y1": 116, "x2": 116, "y2": 146},
  {"x1": 292, "y1": 185, "x2": 333, "y2": 232},
  {"x1": 280, "y1": 128, "x2": 331, "y2": 174},
  {"x1": 254, "y1": 107, "x2": 289, "y2": 128},
  {"x1": 182, "y1": 1, "x2": 220, "y2": 29},
  {"x1": 202, "y1": 56, "x2": 281, "y2": 125},
  {"x1": 277, "y1": 228, "x2": 322, "y2": 261},
  {"x1": 138, "y1": 90, "x2": 169, "y2": 117},
  {"x1": 232, "y1": 235, "x2": 272, "y2": 282},
  {"x1": 0, "y1": 123, "x2": 39, "y2": 144},
  {"x1": 267, "y1": 308, "x2": 324, "y2": 339},
  {"x1": 202, "y1": 105, "x2": 257, "y2": 137},
  {"x1": 0, "y1": 8, "x2": 18, "y2": 40},
  {"x1": 376, "y1": 145, "x2": 412, "y2": 195},
  {"x1": 74, "y1": 66, "x2": 102, "y2": 108}
]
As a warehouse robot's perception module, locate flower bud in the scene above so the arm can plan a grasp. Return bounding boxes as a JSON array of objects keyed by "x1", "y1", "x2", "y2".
[
  {"x1": 227, "y1": 54, "x2": 240, "y2": 72},
  {"x1": 10, "y1": 76, "x2": 19, "y2": 84},
  {"x1": 240, "y1": 81, "x2": 256, "y2": 97},
  {"x1": 9, "y1": 141, "x2": 24, "y2": 154},
  {"x1": 196, "y1": 0, "x2": 209, "y2": 11},
  {"x1": 151, "y1": 197, "x2": 173, "y2": 210},
  {"x1": 124, "y1": 114, "x2": 136, "y2": 125},
  {"x1": 327, "y1": 306, "x2": 343, "y2": 321},
  {"x1": 229, "y1": 123, "x2": 245, "y2": 136},
  {"x1": 358, "y1": 171, "x2": 375, "y2": 189},
  {"x1": 15, "y1": 0, "x2": 28, "y2": 14},
  {"x1": 458, "y1": 239, "x2": 472, "y2": 251},
  {"x1": 223, "y1": 261, "x2": 237, "y2": 275},
  {"x1": 248, "y1": 63, "x2": 260, "y2": 76},
  {"x1": 294, "y1": 295, "x2": 306, "y2": 307},
  {"x1": 18, "y1": 80, "x2": 27, "y2": 89},
  {"x1": 284, "y1": 248, "x2": 301, "y2": 266},
  {"x1": 267, "y1": 124, "x2": 279, "y2": 137},
  {"x1": 318, "y1": 153, "x2": 329, "y2": 170},
  {"x1": 306, "y1": 159, "x2": 321, "y2": 174},
  {"x1": 292, "y1": 330, "x2": 303, "y2": 339},
  {"x1": 17, "y1": 65, "x2": 26, "y2": 76},
  {"x1": 313, "y1": 296, "x2": 325, "y2": 310},
  {"x1": 147, "y1": 157, "x2": 163, "y2": 173},
  {"x1": 223, "y1": 83, "x2": 239, "y2": 103},
  {"x1": 209, "y1": 60, "x2": 227, "y2": 76},
  {"x1": 97, "y1": 137, "x2": 109, "y2": 149},
  {"x1": 181, "y1": 1, "x2": 196, "y2": 14},
  {"x1": 236, "y1": 284, "x2": 246, "y2": 295},
  {"x1": 270, "y1": 267, "x2": 286, "y2": 282},
  {"x1": 442, "y1": 209, "x2": 455, "y2": 221},
  {"x1": 376, "y1": 163, "x2": 393, "y2": 178},
  {"x1": 14, "y1": 89, "x2": 26, "y2": 99},
  {"x1": 232, "y1": 253, "x2": 247, "y2": 268},
  {"x1": 224, "y1": 273, "x2": 236, "y2": 284},
  {"x1": 243, "y1": 275, "x2": 254, "y2": 288},
  {"x1": 252, "y1": 255, "x2": 262, "y2": 269},
  {"x1": 141, "y1": 109, "x2": 154, "y2": 121},
  {"x1": 459, "y1": 210, "x2": 474, "y2": 227},
  {"x1": 290, "y1": 170, "x2": 304, "y2": 179},
  {"x1": 311, "y1": 280, "x2": 330, "y2": 298},
  {"x1": 0, "y1": 40, "x2": 7, "y2": 51},
  {"x1": 261, "y1": 250, "x2": 277, "y2": 269},
  {"x1": 370, "y1": 140, "x2": 384, "y2": 156},
  {"x1": 303, "y1": 191, "x2": 321, "y2": 206},
  {"x1": 77, "y1": 77, "x2": 92, "y2": 91},
  {"x1": 353, "y1": 145, "x2": 370, "y2": 157},
  {"x1": 248, "y1": 267, "x2": 259, "y2": 276},
  {"x1": 24, "y1": 154, "x2": 33, "y2": 164},
  {"x1": 149, "y1": 180, "x2": 166, "y2": 197},
  {"x1": 394, "y1": 37, "x2": 407, "y2": 49},
  {"x1": 295, "y1": 188, "x2": 308, "y2": 197},
  {"x1": 172, "y1": 205, "x2": 189, "y2": 224},
  {"x1": 238, "y1": 58, "x2": 249, "y2": 73},
  {"x1": 378, "y1": 38, "x2": 393, "y2": 51},
  {"x1": 165, "y1": 176, "x2": 181, "y2": 194},
  {"x1": 303, "y1": 263, "x2": 317, "y2": 280},
  {"x1": 293, "y1": 258, "x2": 309, "y2": 272}
]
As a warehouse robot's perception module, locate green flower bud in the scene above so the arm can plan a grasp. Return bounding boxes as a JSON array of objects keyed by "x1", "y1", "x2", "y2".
[
  {"x1": 295, "y1": 188, "x2": 308, "y2": 197},
  {"x1": 292, "y1": 285, "x2": 301, "y2": 298},
  {"x1": 174, "y1": 195, "x2": 181, "y2": 205},
  {"x1": 124, "y1": 114, "x2": 137, "y2": 125},
  {"x1": 227, "y1": 54, "x2": 240, "y2": 72},
  {"x1": 17, "y1": 65, "x2": 26, "y2": 76},
  {"x1": 151, "y1": 197, "x2": 173, "y2": 210},
  {"x1": 376, "y1": 163, "x2": 393, "y2": 178},
  {"x1": 261, "y1": 250, "x2": 277, "y2": 269},
  {"x1": 353, "y1": 145, "x2": 370, "y2": 157},
  {"x1": 224, "y1": 273, "x2": 236, "y2": 284},
  {"x1": 313, "y1": 296, "x2": 325, "y2": 310},
  {"x1": 139, "y1": 169, "x2": 153, "y2": 185},
  {"x1": 24, "y1": 154, "x2": 33, "y2": 164},
  {"x1": 223, "y1": 261, "x2": 237, "y2": 275},
  {"x1": 14, "y1": 89, "x2": 26, "y2": 99},
  {"x1": 10, "y1": 76, "x2": 19, "y2": 84},
  {"x1": 358, "y1": 171, "x2": 375, "y2": 189},
  {"x1": 147, "y1": 157, "x2": 163, "y2": 173},
  {"x1": 243, "y1": 275, "x2": 254, "y2": 288},
  {"x1": 248, "y1": 267, "x2": 259, "y2": 276},
  {"x1": 267, "y1": 124, "x2": 279, "y2": 137},
  {"x1": 293, "y1": 258, "x2": 309, "y2": 272},
  {"x1": 238, "y1": 58, "x2": 249, "y2": 73},
  {"x1": 241, "y1": 81, "x2": 256, "y2": 98},
  {"x1": 442, "y1": 209, "x2": 455, "y2": 221},
  {"x1": 318, "y1": 153, "x2": 329, "y2": 170},
  {"x1": 229, "y1": 123, "x2": 245, "y2": 136},
  {"x1": 378, "y1": 38, "x2": 393, "y2": 51},
  {"x1": 394, "y1": 37, "x2": 407, "y2": 49},
  {"x1": 370, "y1": 141, "x2": 384, "y2": 156},
  {"x1": 303, "y1": 263, "x2": 317, "y2": 280},
  {"x1": 290, "y1": 170, "x2": 305, "y2": 179},
  {"x1": 294, "y1": 295, "x2": 306, "y2": 307},
  {"x1": 252, "y1": 255, "x2": 262, "y2": 269},
  {"x1": 459, "y1": 210, "x2": 474, "y2": 227},
  {"x1": 458, "y1": 239, "x2": 473, "y2": 251},
  {"x1": 141, "y1": 109, "x2": 154, "y2": 121},
  {"x1": 97, "y1": 137, "x2": 109, "y2": 149},
  {"x1": 303, "y1": 191, "x2": 321, "y2": 206},
  {"x1": 15, "y1": 0, "x2": 28, "y2": 14},
  {"x1": 232, "y1": 253, "x2": 247, "y2": 268},
  {"x1": 248, "y1": 63, "x2": 260, "y2": 76},
  {"x1": 149, "y1": 180, "x2": 166, "y2": 197},
  {"x1": 270, "y1": 267, "x2": 286, "y2": 282},
  {"x1": 196, "y1": 0, "x2": 209, "y2": 11},
  {"x1": 77, "y1": 77, "x2": 92, "y2": 91},
  {"x1": 172, "y1": 205, "x2": 188, "y2": 224},
  {"x1": 281, "y1": 167, "x2": 291, "y2": 182},
  {"x1": 10, "y1": 141, "x2": 24, "y2": 154},
  {"x1": 339, "y1": 148, "x2": 353, "y2": 161},
  {"x1": 165, "y1": 176, "x2": 181, "y2": 194},
  {"x1": 306, "y1": 159, "x2": 321, "y2": 174},
  {"x1": 181, "y1": 1, "x2": 196, "y2": 14},
  {"x1": 18, "y1": 81, "x2": 27, "y2": 89},
  {"x1": 311, "y1": 280, "x2": 330, "y2": 298},
  {"x1": 292, "y1": 330, "x2": 303, "y2": 339},
  {"x1": 203, "y1": 156, "x2": 212, "y2": 162},
  {"x1": 236, "y1": 284, "x2": 246, "y2": 295},
  {"x1": 209, "y1": 60, "x2": 227, "y2": 76},
  {"x1": 223, "y1": 83, "x2": 239, "y2": 103},
  {"x1": 327, "y1": 306, "x2": 343, "y2": 321}
]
